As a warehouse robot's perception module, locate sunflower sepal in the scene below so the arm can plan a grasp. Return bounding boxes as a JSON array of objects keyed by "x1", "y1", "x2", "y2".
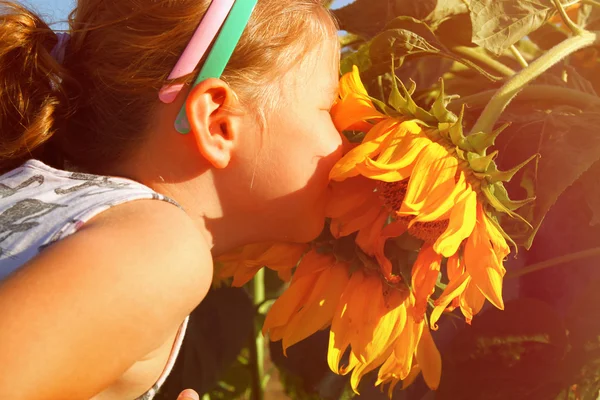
[
  {"x1": 484, "y1": 153, "x2": 540, "y2": 184},
  {"x1": 485, "y1": 210, "x2": 519, "y2": 252},
  {"x1": 481, "y1": 183, "x2": 534, "y2": 229},
  {"x1": 493, "y1": 181, "x2": 536, "y2": 212},
  {"x1": 466, "y1": 122, "x2": 510, "y2": 156},
  {"x1": 467, "y1": 152, "x2": 497, "y2": 173},
  {"x1": 430, "y1": 78, "x2": 459, "y2": 124}
]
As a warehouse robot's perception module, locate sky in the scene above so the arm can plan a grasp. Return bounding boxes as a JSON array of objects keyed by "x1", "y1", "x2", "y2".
[{"x1": 19, "y1": 0, "x2": 354, "y2": 29}]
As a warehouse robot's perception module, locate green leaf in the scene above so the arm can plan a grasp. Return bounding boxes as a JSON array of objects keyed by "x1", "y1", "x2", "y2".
[
  {"x1": 333, "y1": 0, "x2": 395, "y2": 38},
  {"x1": 468, "y1": 0, "x2": 555, "y2": 56},
  {"x1": 334, "y1": 0, "x2": 469, "y2": 38},
  {"x1": 340, "y1": 42, "x2": 372, "y2": 75},
  {"x1": 510, "y1": 110, "x2": 600, "y2": 248},
  {"x1": 466, "y1": 122, "x2": 509, "y2": 155},
  {"x1": 434, "y1": 12, "x2": 475, "y2": 48}
]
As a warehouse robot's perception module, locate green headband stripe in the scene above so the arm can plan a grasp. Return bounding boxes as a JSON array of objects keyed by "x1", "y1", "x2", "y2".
[{"x1": 175, "y1": 0, "x2": 258, "y2": 134}]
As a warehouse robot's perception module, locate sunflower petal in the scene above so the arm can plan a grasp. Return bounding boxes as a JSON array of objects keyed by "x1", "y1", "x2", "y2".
[
  {"x1": 333, "y1": 92, "x2": 385, "y2": 132},
  {"x1": 400, "y1": 141, "x2": 458, "y2": 214},
  {"x1": 430, "y1": 256, "x2": 470, "y2": 330},
  {"x1": 328, "y1": 270, "x2": 366, "y2": 373},
  {"x1": 415, "y1": 324, "x2": 442, "y2": 390},
  {"x1": 459, "y1": 280, "x2": 486, "y2": 324},
  {"x1": 411, "y1": 245, "x2": 442, "y2": 319},
  {"x1": 329, "y1": 130, "x2": 393, "y2": 181},
  {"x1": 433, "y1": 187, "x2": 477, "y2": 257},
  {"x1": 282, "y1": 262, "x2": 349, "y2": 351},
  {"x1": 464, "y1": 204, "x2": 506, "y2": 310}
]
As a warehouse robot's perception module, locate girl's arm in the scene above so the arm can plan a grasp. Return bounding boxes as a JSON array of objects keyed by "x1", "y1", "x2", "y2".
[{"x1": 0, "y1": 200, "x2": 212, "y2": 400}]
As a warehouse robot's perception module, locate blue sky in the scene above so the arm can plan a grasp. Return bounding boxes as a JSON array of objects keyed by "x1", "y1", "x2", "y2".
[{"x1": 19, "y1": 0, "x2": 353, "y2": 29}]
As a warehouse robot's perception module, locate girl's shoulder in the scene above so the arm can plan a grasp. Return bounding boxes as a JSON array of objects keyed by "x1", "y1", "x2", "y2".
[{"x1": 0, "y1": 159, "x2": 185, "y2": 280}]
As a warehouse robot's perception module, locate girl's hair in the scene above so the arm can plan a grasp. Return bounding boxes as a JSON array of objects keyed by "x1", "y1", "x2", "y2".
[{"x1": 0, "y1": 0, "x2": 338, "y2": 174}]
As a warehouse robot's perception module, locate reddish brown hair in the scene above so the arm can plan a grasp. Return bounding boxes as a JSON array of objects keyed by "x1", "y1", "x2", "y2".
[{"x1": 0, "y1": 0, "x2": 338, "y2": 174}]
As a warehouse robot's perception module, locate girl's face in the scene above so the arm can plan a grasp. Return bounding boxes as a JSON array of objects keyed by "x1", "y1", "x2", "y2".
[{"x1": 221, "y1": 39, "x2": 343, "y2": 243}]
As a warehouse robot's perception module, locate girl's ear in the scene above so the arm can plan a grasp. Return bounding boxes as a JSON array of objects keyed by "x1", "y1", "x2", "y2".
[{"x1": 185, "y1": 78, "x2": 243, "y2": 169}]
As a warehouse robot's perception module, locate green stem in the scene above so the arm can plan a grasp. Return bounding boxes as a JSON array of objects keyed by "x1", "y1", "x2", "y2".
[
  {"x1": 552, "y1": 0, "x2": 586, "y2": 35},
  {"x1": 250, "y1": 268, "x2": 266, "y2": 400},
  {"x1": 506, "y1": 247, "x2": 600, "y2": 279},
  {"x1": 451, "y1": 46, "x2": 516, "y2": 77},
  {"x1": 470, "y1": 31, "x2": 598, "y2": 134},
  {"x1": 448, "y1": 84, "x2": 600, "y2": 112},
  {"x1": 510, "y1": 45, "x2": 529, "y2": 68}
]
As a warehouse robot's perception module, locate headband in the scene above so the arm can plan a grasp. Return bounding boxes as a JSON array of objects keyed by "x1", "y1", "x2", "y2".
[
  {"x1": 158, "y1": 0, "x2": 236, "y2": 104},
  {"x1": 160, "y1": 0, "x2": 259, "y2": 134}
]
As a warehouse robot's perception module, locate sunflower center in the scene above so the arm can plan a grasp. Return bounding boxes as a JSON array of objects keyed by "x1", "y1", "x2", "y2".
[
  {"x1": 408, "y1": 219, "x2": 449, "y2": 243},
  {"x1": 376, "y1": 179, "x2": 409, "y2": 212}
]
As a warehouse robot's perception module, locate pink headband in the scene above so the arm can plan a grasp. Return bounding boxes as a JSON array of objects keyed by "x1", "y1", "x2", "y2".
[{"x1": 158, "y1": 0, "x2": 236, "y2": 104}]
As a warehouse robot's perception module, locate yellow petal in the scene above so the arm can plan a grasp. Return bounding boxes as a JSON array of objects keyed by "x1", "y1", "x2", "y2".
[
  {"x1": 329, "y1": 129, "x2": 393, "y2": 182},
  {"x1": 340, "y1": 65, "x2": 369, "y2": 97},
  {"x1": 392, "y1": 310, "x2": 423, "y2": 379},
  {"x1": 332, "y1": 92, "x2": 385, "y2": 132},
  {"x1": 356, "y1": 210, "x2": 388, "y2": 256},
  {"x1": 374, "y1": 131, "x2": 429, "y2": 168},
  {"x1": 330, "y1": 202, "x2": 383, "y2": 238},
  {"x1": 326, "y1": 178, "x2": 374, "y2": 218},
  {"x1": 416, "y1": 324, "x2": 442, "y2": 390},
  {"x1": 362, "y1": 118, "x2": 400, "y2": 143},
  {"x1": 459, "y1": 280, "x2": 486, "y2": 324},
  {"x1": 464, "y1": 204, "x2": 506, "y2": 310},
  {"x1": 262, "y1": 274, "x2": 317, "y2": 336},
  {"x1": 291, "y1": 250, "x2": 334, "y2": 282},
  {"x1": 328, "y1": 270, "x2": 366, "y2": 373},
  {"x1": 411, "y1": 245, "x2": 442, "y2": 319},
  {"x1": 231, "y1": 265, "x2": 262, "y2": 287},
  {"x1": 282, "y1": 262, "x2": 349, "y2": 351},
  {"x1": 410, "y1": 170, "x2": 467, "y2": 226},
  {"x1": 402, "y1": 363, "x2": 421, "y2": 389},
  {"x1": 400, "y1": 141, "x2": 458, "y2": 214},
  {"x1": 433, "y1": 186, "x2": 477, "y2": 257},
  {"x1": 430, "y1": 256, "x2": 470, "y2": 330}
]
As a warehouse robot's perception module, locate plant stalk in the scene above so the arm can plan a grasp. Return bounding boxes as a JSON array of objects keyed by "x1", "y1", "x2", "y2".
[
  {"x1": 452, "y1": 45, "x2": 516, "y2": 77},
  {"x1": 552, "y1": 0, "x2": 586, "y2": 35},
  {"x1": 506, "y1": 247, "x2": 600, "y2": 279},
  {"x1": 248, "y1": 269, "x2": 266, "y2": 400},
  {"x1": 470, "y1": 31, "x2": 598, "y2": 134},
  {"x1": 448, "y1": 84, "x2": 600, "y2": 112},
  {"x1": 510, "y1": 45, "x2": 529, "y2": 68}
]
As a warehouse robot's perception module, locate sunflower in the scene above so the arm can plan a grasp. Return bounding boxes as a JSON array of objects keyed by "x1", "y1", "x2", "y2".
[{"x1": 326, "y1": 67, "x2": 520, "y2": 331}]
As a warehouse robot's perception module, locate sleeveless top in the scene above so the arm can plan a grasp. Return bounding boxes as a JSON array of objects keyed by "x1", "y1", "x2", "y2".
[{"x1": 0, "y1": 159, "x2": 189, "y2": 400}]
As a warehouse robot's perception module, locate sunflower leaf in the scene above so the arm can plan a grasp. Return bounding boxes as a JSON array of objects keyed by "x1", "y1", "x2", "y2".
[{"x1": 468, "y1": 0, "x2": 556, "y2": 56}]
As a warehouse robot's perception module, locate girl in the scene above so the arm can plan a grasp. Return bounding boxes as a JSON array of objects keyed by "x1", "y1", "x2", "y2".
[{"x1": 0, "y1": 0, "x2": 342, "y2": 398}]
